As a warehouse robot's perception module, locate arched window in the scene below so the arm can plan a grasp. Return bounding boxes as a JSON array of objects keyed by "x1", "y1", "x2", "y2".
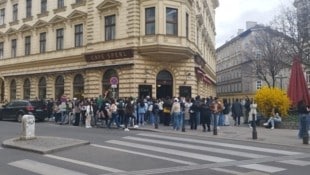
[
  {"x1": 38, "y1": 77, "x2": 46, "y2": 100},
  {"x1": 10, "y1": 79, "x2": 16, "y2": 100},
  {"x1": 55, "y1": 75, "x2": 64, "y2": 100},
  {"x1": 23, "y1": 78, "x2": 31, "y2": 99},
  {"x1": 102, "y1": 69, "x2": 118, "y2": 99},
  {"x1": 73, "y1": 74, "x2": 84, "y2": 99}
]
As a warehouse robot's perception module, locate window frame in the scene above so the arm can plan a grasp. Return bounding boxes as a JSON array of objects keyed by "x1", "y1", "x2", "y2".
[
  {"x1": 145, "y1": 7, "x2": 155, "y2": 35},
  {"x1": 74, "y1": 24, "x2": 83, "y2": 47},
  {"x1": 166, "y1": 7, "x2": 178, "y2": 36},
  {"x1": 56, "y1": 28, "x2": 64, "y2": 50},
  {"x1": 57, "y1": 0, "x2": 64, "y2": 9},
  {"x1": 12, "y1": 4, "x2": 18, "y2": 22},
  {"x1": 41, "y1": 0, "x2": 47, "y2": 13},
  {"x1": 25, "y1": 36, "x2": 31, "y2": 55},
  {"x1": 26, "y1": 0, "x2": 32, "y2": 18},
  {"x1": 0, "y1": 42, "x2": 3, "y2": 59},
  {"x1": 39, "y1": 32, "x2": 46, "y2": 53},
  {"x1": 0, "y1": 8, "x2": 5, "y2": 25},
  {"x1": 105, "y1": 15, "x2": 116, "y2": 41},
  {"x1": 11, "y1": 39, "x2": 17, "y2": 58}
]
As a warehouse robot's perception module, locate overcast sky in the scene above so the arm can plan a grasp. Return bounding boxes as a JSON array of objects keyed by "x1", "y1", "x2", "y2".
[{"x1": 215, "y1": 0, "x2": 293, "y2": 48}]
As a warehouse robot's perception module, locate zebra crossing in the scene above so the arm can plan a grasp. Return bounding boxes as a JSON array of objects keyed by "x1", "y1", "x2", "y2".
[{"x1": 6, "y1": 133, "x2": 310, "y2": 175}]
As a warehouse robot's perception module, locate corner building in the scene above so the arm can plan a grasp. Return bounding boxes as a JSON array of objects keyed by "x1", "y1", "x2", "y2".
[{"x1": 0, "y1": 0, "x2": 218, "y2": 101}]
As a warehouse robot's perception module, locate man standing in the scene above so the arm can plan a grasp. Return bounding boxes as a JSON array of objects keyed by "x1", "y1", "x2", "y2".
[{"x1": 231, "y1": 99, "x2": 243, "y2": 126}]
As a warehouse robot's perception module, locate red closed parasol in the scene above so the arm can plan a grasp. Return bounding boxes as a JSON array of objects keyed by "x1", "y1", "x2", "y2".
[{"x1": 287, "y1": 56, "x2": 310, "y2": 107}]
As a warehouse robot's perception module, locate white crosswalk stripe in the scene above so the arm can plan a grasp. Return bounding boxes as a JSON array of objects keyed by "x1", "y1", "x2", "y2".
[
  {"x1": 91, "y1": 144, "x2": 198, "y2": 165},
  {"x1": 278, "y1": 159, "x2": 310, "y2": 166},
  {"x1": 238, "y1": 164, "x2": 286, "y2": 173},
  {"x1": 137, "y1": 133, "x2": 302, "y2": 155},
  {"x1": 106, "y1": 140, "x2": 235, "y2": 162},
  {"x1": 9, "y1": 159, "x2": 88, "y2": 175},
  {"x1": 123, "y1": 136, "x2": 267, "y2": 159}
]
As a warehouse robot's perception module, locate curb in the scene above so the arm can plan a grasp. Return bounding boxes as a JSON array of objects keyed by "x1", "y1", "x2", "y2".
[{"x1": 2, "y1": 136, "x2": 90, "y2": 154}]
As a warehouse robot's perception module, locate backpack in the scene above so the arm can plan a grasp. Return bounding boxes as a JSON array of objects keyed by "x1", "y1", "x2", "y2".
[{"x1": 152, "y1": 104, "x2": 159, "y2": 114}]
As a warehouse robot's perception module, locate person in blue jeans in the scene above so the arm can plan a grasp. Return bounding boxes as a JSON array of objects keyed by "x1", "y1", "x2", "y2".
[
  {"x1": 170, "y1": 98, "x2": 181, "y2": 130},
  {"x1": 107, "y1": 99, "x2": 120, "y2": 128},
  {"x1": 297, "y1": 100, "x2": 310, "y2": 138}
]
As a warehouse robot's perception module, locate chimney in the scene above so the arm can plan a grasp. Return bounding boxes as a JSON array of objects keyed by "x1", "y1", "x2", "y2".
[
  {"x1": 237, "y1": 29, "x2": 244, "y2": 35},
  {"x1": 246, "y1": 21, "x2": 257, "y2": 30}
]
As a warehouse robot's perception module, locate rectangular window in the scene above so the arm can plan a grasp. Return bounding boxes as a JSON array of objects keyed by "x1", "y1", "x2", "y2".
[
  {"x1": 0, "y1": 9, "x2": 5, "y2": 25},
  {"x1": 0, "y1": 42, "x2": 3, "y2": 59},
  {"x1": 13, "y1": 4, "x2": 18, "y2": 21},
  {"x1": 256, "y1": 80, "x2": 262, "y2": 90},
  {"x1": 26, "y1": 0, "x2": 32, "y2": 17},
  {"x1": 56, "y1": 28, "x2": 64, "y2": 50},
  {"x1": 75, "y1": 24, "x2": 83, "y2": 47},
  {"x1": 41, "y1": 0, "x2": 47, "y2": 13},
  {"x1": 40, "y1": 32, "x2": 46, "y2": 53},
  {"x1": 105, "y1": 15, "x2": 115, "y2": 41},
  {"x1": 58, "y1": 0, "x2": 64, "y2": 8},
  {"x1": 166, "y1": 8, "x2": 178, "y2": 35},
  {"x1": 186, "y1": 13, "x2": 189, "y2": 39},
  {"x1": 11, "y1": 39, "x2": 17, "y2": 58},
  {"x1": 145, "y1": 7, "x2": 155, "y2": 35},
  {"x1": 25, "y1": 36, "x2": 31, "y2": 55}
]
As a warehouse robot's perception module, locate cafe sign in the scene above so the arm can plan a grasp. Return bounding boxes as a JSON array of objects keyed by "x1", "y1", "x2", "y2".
[{"x1": 85, "y1": 49, "x2": 134, "y2": 62}]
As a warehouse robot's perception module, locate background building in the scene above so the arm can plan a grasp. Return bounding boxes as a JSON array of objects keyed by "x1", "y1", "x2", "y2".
[
  {"x1": 216, "y1": 22, "x2": 290, "y2": 103},
  {"x1": 0, "y1": 0, "x2": 218, "y2": 101}
]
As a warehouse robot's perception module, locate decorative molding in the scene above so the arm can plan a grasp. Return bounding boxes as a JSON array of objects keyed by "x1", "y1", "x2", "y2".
[
  {"x1": 196, "y1": 14, "x2": 203, "y2": 26},
  {"x1": 96, "y1": 0, "x2": 121, "y2": 11},
  {"x1": 5, "y1": 27, "x2": 17, "y2": 36},
  {"x1": 0, "y1": 24, "x2": 5, "y2": 29},
  {"x1": 0, "y1": 0, "x2": 7, "y2": 6},
  {"x1": 33, "y1": 20, "x2": 48, "y2": 29},
  {"x1": 67, "y1": 10, "x2": 87, "y2": 21},
  {"x1": 53, "y1": 7, "x2": 67, "y2": 14},
  {"x1": 18, "y1": 24, "x2": 32, "y2": 32},
  {"x1": 49, "y1": 15, "x2": 67, "y2": 24},
  {"x1": 9, "y1": 20, "x2": 19, "y2": 26},
  {"x1": 22, "y1": 16, "x2": 33, "y2": 23},
  {"x1": 37, "y1": 11, "x2": 49, "y2": 18}
]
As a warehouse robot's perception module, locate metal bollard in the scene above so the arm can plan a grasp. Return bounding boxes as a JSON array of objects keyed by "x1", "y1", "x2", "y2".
[
  {"x1": 252, "y1": 114, "x2": 257, "y2": 140},
  {"x1": 301, "y1": 116, "x2": 309, "y2": 144},
  {"x1": 182, "y1": 114, "x2": 186, "y2": 132},
  {"x1": 213, "y1": 114, "x2": 217, "y2": 135}
]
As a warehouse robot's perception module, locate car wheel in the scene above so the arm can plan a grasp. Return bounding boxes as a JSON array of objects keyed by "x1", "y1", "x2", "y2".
[{"x1": 17, "y1": 113, "x2": 23, "y2": 122}]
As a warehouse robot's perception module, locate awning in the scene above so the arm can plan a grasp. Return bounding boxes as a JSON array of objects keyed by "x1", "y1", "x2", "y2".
[{"x1": 195, "y1": 67, "x2": 213, "y2": 85}]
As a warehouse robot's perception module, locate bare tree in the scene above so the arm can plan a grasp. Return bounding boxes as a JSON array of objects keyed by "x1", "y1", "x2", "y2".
[
  {"x1": 271, "y1": 1, "x2": 310, "y2": 65},
  {"x1": 244, "y1": 26, "x2": 292, "y2": 88}
]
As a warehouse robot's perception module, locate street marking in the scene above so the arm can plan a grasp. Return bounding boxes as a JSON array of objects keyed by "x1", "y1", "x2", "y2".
[
  {"x1": 137, "y1": 133, "x2": 302, "y2": 155},
  {"x1": 124, "y1": 136, "x2": 267, "y2": 159},
  {"x1": 210, "y1": 167, "x2": 243, "y2": 175},
  {"x1": 9, "y1": 159, "x2": 87, "y2": 175},
  {"x1": 44, "y1": 154, "x2": 124, "y2": 173},
  {"x1": 106, "y1": 140, "x2": 234, "y2": 163},
  {"x1": 91, "y1": 144, "x2": 197, "y2": 165},
  {"x1": 238, "y1": 164, "x2": 286, "y2": 173},
  {"x1": 278, "y1": 159, "x2": 310, "y2": 166}
]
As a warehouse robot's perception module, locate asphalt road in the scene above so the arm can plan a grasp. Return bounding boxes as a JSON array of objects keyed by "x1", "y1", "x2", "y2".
[{"x1": 1, "y1": 121, "x2": 310, "y2": 175}]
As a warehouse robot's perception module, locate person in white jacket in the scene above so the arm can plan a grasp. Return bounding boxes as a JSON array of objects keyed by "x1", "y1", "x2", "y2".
[
  {"x1": 248, "y1": 100, "x2": 257, "y2": 128},
  {"x1": 85, "y1": 100, "x2": 94, "y2": 128}
]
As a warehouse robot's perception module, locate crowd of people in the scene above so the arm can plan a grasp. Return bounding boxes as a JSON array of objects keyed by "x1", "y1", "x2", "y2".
[{"x1": 45, "y1": 94, "x2": 282, "y2": 132}]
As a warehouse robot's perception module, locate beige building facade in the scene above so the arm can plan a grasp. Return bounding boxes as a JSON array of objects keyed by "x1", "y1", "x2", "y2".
[{"x1": 0, "y1": 0, "x2": 218, "y2": 101}]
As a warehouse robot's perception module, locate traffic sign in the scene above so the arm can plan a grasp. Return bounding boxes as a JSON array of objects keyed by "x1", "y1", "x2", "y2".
[{"x1": 110, "y1": 77, "x2": 118, "y2": 85}]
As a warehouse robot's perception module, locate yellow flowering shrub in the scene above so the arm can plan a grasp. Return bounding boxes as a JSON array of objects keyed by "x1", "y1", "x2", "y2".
[{"x1": 255, "y1": 86, "x2": 291, "y2": 118}]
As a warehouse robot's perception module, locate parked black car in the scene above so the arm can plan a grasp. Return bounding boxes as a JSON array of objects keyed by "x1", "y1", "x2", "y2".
[{"x1": 0, "y1": 100, "x2": 47, "y2": 122}]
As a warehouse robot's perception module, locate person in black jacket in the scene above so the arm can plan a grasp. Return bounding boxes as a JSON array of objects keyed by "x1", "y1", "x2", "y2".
[
  {"x1": 231, "y1": 99, "x2": 243, "y2": 126},
  {"x1": 200, "y1": 98, "x2": 212, "y2": 132}
]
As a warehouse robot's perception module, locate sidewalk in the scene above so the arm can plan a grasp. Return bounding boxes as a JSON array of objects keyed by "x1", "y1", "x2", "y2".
[{"x1": 135, "y1": 123, "x2": 309, "y2": 148}]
